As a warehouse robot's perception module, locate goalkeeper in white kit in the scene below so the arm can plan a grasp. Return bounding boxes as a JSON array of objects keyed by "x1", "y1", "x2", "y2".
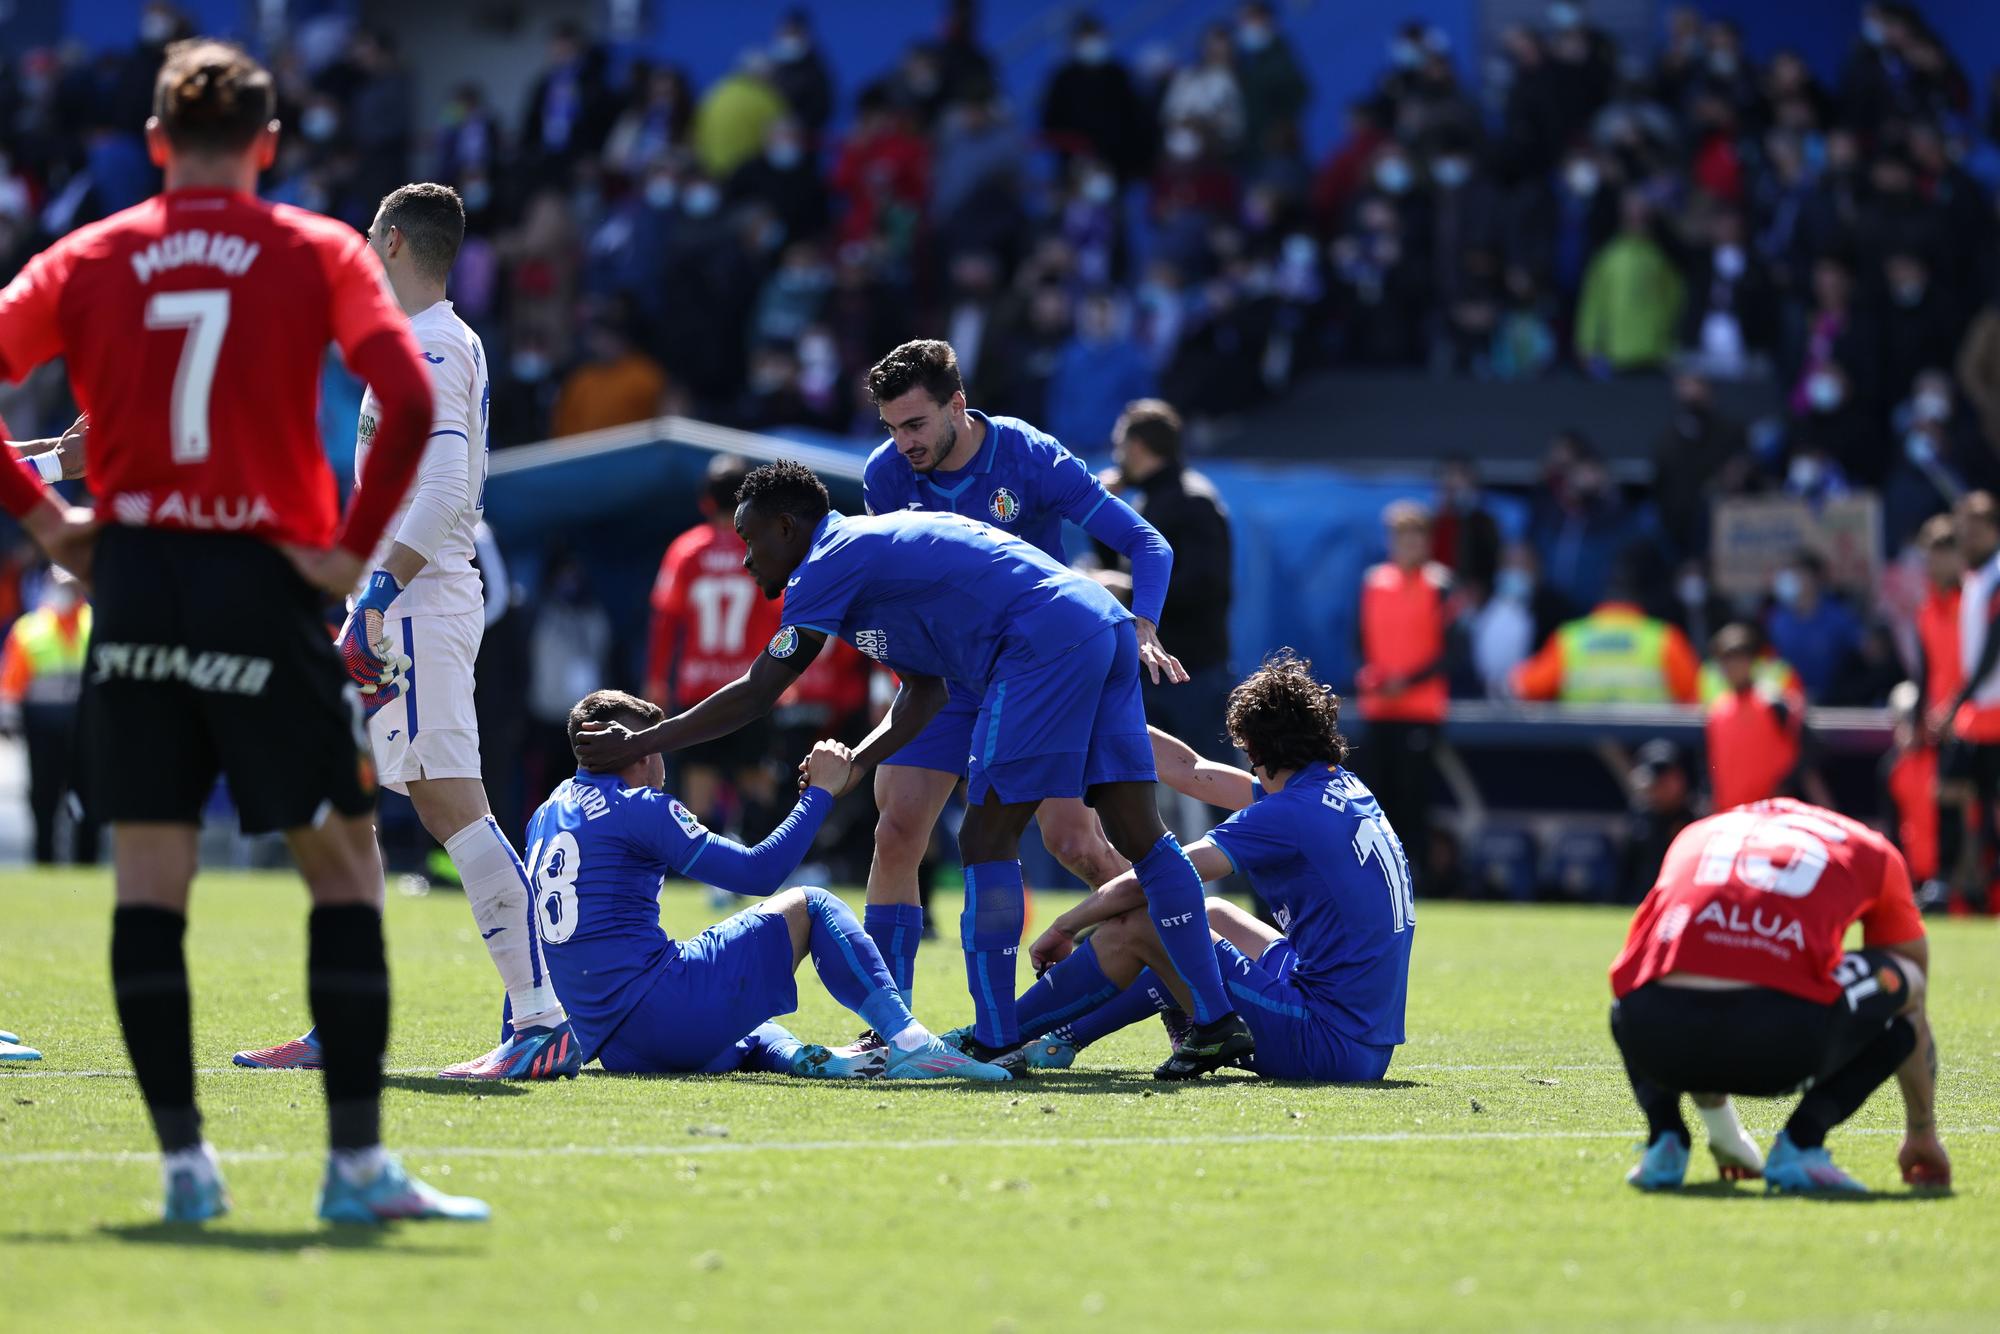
[{"x1": 234, "y1": 183, "x2": 579, "y2": 1079}]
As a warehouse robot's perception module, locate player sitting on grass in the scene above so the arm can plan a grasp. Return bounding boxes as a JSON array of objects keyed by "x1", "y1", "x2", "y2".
[
  {"x1": 1610, "y1": 798, "x2": 1948, "y2": 1194},
  {"x1": 529, "y1": 689, "x2": 1010, "y2": 1080},
  {"x1": 1010, "y1": 653, "x2": 1413, "y2": 1081}
]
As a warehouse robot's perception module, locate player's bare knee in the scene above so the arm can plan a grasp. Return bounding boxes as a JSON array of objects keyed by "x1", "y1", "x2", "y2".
[{"x1": 872, "y1": 804, "x2": 932, "y2": 867}]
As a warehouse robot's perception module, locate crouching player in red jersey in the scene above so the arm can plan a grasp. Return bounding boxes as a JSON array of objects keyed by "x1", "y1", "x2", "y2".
[{"x1": 1610, "y1": 799, "x2": 1948, "y2": 1194}]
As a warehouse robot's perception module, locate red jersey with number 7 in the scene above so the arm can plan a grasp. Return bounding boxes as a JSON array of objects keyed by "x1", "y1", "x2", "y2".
[
  {"x1": 647, "y1": 522, "x2": 782, "y2": 707},
  {"x1": 0, "y1": 186, "x2": 428, "y2": 555},
  {"x1": 1610, "y1": 799, "x2": 1925, "y2": 1005}
]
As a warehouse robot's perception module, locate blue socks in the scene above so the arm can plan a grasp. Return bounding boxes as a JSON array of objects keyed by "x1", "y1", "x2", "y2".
[
  {"x1": 804, "y1": 888, "x2": 916, "y2": 1040},
  {"x1": 1014, "y1": 939, "x2": 1119, "y2": 1038},
  {"x1": 733, "y1": 1022, "x2": 807, "y2": 1074},
  {"x1": 863, "y1": 903, "x2": 924, "y2": 1005},
  {"x1": 962, "y1": 860, "x2": 1025, "y2": 1047},
  {"x1": 1062, "y1": 969, "x2": 1182, "y2": 1049},
  {"x1": 1133, "y1": 832, "x2": 1229, "y2": 1024}
]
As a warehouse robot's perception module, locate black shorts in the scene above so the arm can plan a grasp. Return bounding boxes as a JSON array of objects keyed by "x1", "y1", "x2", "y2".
[
  {"x1": 1610, "y1": 949, "x2": 1914, "y2": 1097},
  {"x1": 676, "y1": 714, "x2": 775, "y2": 776},
  {"x1": 79, "y1": 526, "x2": 376, "y2": 835}
]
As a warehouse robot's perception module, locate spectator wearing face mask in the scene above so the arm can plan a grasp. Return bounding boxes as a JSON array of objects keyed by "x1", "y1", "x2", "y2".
[
  {"x1": 552, "y1": 310, "x2": 675, "y2": 438},
  {"x1": 1046, "y1": 292, "x2": 1155, "y2": 454},
  {"x1": 1883, "y1": 369, "x2": 1993, "y2": 548},
  {"x1": 1162, "y1": 25, "x2": 1245, "y2": 155},
  {"x1": 1233, "y1": 1, "x2": 1310, "y2": 167},
  {"x1": 1455, "y1": 543, "x2": 1544, "y2": 698},
  {"x1": 1878, "y1": 251, "x2": 1961, "y2": 407},
  {"x1": 1040, "y1": 15, "x2": 1151, "y2": 181},
  {"x1": 1765, "y1": 551, "x2": 1864, "y2": 703},
  {"x1": 767, "y1": 9, "x2": 834, "y2": 134},
  {"x1": 1679, "y1": 210, "x2": 1776, "y2": 379},
  {"x1": 1619, "y1": 739, "x2": 1696, "y2": 902},
  {"x1": 726, "y1": 119, "x2": 828, "y2": 245}
]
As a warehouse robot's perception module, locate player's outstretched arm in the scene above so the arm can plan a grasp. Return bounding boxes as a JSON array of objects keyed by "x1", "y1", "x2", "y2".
[
  {"x1": 1886, "y1": 937, "x2": 1950, "y2": 1187},
  {"x1": 686, "y1": 751, "x2": 846, "y2": 897},
  {"x1": 844, "y1": 673, "x2": 950, "y2": 785},
  {"x1": 577, "y1": 634, "x2": 822, "y2": 770},
  {"x1": 1149, "y1": 726, "x2": 1255, "y2": 811}
]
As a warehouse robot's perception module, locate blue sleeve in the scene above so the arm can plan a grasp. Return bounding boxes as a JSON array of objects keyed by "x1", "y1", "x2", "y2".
[
  {"x1": 1080, "y1": 493, "x2": 1173, "y2": 625},
  {"x1": 862, "y1": 447, "x2": 898, "y2": 517},
  {"x1": 779, "y1": 545, "x2": 863, "y2": 637},
  {"x1": 623, "y1": 789, "x2": 714, "y2": 876},
  {"x1": 1208, "y1": 800, "x2": 1287, "y2": 877},
  {"x1": 683, "y1": 788, "x2": 832, "y2": 896}
]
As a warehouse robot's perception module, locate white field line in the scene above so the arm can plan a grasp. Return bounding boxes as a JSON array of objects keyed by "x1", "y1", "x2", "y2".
[
  {"x1": 7, "y1": 1126, "x2": 1998, "y2": 1168},
  {"x1": 0, "y1": 1061, "x2": 1621, "y2": 1080}
]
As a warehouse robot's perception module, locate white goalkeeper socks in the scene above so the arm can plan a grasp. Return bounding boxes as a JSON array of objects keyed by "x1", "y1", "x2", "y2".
[
  {"x1": 1695, "y1": 1096, "x2": 1764, "y2": 1168},
  {"x1": 445, "y1": 816, "x2": 566, "y2": 1030}
]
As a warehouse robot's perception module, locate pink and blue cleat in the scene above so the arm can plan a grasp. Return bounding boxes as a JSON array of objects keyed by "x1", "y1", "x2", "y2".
[
  {"x1": 1763, "y1": 1131, "x2": 1867, "y2": 1194},
  {"x1": 233, "y1": 1028, "x2": 323, "y2": 1070},
  {"x1": 316, "y1": 1152, "x2": 490, "y2": 1224},
  {"x1": 884, "y1": 1036, "x2": 1013, "y2": 1081},
  {"x1": 438, "y1": 1021, "x2": 583, "y2": 1080}
]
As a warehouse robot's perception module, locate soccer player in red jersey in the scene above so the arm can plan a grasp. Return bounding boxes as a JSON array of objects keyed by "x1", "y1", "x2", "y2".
[
  {"x1": 645, "y1": 454, "x2": 784, "y2": 855},
  {"x1": 1609, "y1": 799, "x2": 1947, "y2": 1194},
  {"x1": 0, "y1": 40, "x2": 484, "y2": 1226}
]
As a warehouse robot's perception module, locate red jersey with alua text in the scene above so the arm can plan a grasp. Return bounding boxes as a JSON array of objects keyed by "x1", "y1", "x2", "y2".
[
  {"x1": 0, "y1": 187, "x2": 416, "y2": 548},
  {"x1": 1609, "y1": 799, "x2": 1924, "y2": 1005},
  {"x1": 648, "y1": 522, "x2": 782, "y2": 706}
]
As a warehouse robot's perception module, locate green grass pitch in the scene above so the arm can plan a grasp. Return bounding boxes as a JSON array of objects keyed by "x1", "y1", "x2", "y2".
[{"x1": 3, "y1": 870, "x2": 1997, "y2": 1331}]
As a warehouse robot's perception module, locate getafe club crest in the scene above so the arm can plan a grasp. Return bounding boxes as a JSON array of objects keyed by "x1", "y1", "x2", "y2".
[
  {"x1": 988, "y1": 488, "x2": 1021, "y2": 523},
  {"x1": 768, "y1": 626, "x2": 800, "y2": 659}
]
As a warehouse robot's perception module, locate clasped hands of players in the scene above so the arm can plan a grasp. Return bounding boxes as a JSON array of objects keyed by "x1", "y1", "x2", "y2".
[{"x1": 794, "y1": 739, "x2": 860, "y2": 799}]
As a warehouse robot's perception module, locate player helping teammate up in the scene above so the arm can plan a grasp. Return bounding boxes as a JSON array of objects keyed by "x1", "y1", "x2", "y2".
[{"x1": 577, "y1": 460, "x2": 1252, "y2": 1078}]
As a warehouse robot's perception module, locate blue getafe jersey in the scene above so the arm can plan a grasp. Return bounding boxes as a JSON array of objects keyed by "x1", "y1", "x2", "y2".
[
  {"x1": 776, "y1": 509, "x2": 1128, "y2": 688},
  {"x1": 1208, "y1": 763, "x2": 1414, "y2": 1047},
  {"x1": 863, "y1": 411, "x2": 1112, "y2": 562},
  {"x1": 523, "y1": 769, "x2": 719, "y2": 1058}
]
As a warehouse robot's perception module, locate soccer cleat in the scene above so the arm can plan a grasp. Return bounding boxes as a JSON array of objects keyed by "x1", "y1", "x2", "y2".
[
  {"x1": 1023, "y1": 1034, "x2": 1078, "y2": 1070},
  {"x1": 940, "y1": 1026, "x2": 1034, "y2": 1078},
  {"x1": 1763, "y1": 1131, "x2": 1866, "y2": 1194},
  {"x1": 316, "y1": 1152, "x2": 490, "y2": 1224},
  {"x1": 1625, "y1": 1132, "x2": 1691, "y2": 1191},
  {"x1": 161, "y1": 1143, "x2": 231, "y2": 1223},
  {"x1": 1709, "y1": 1136, "x2": 1765, "y2": 1182},
  {"x1": 437, "y1": 1021, "x2": 582, "y2": 1080},
  {"x1": 1, "y1": 1032, "x2": 41, "y2": 1061},
  {"x1": 1154, "y1": 1011, "x2": 1255, "y2": 1080},
  {"x1": 847, "y1": 1028, "x2": 888, "y2": 1054},
  {"x1": 1158, "y1": 1008, "x2": 1194, "y2": 1050},
  {"x1": 233, "y1": 1029, "x2": 323, "y2": 1070},
  {"x1": 884, "y1": 1036, "x2": 1013, "y2": 1081},
  {"x1": 788, "y1": 1042, "x2": 888, "y2": 1079}
]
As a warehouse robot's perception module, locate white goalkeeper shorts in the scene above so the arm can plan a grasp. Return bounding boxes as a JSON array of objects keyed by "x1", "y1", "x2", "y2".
[{"x1": 369, "y1": 609, "x2": 484, "y2": 795}]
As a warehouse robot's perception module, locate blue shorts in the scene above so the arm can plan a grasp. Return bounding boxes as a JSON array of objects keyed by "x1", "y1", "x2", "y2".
[
  {"x1": 1217, "y1": 937, "x2": 1396, "y2": 1082},
  {"x1": 880, "y1": 679, "x2": 981, "y2": 776},
  {"x1": 594, "y1": 906, "x2": 800, "y2": 1074},
  {"x1": 965, "y1": 621, "x2": 1156, "y2": 806}
]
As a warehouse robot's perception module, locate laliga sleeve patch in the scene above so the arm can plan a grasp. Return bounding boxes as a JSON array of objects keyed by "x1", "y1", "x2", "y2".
[
  {"x1": 768, "y1": 626, "x2": 800, "y2": 659},
  {"x1": 668, "y1": 799, "x2": 707, "y2": 838}
]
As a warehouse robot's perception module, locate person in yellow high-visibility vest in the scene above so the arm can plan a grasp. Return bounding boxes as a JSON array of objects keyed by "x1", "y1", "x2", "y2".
[
  {"x1": 1509, "y1": 586, "x2": 1702, "y2": 705},
  {"x1": 0, "y1": 568, "x2": 96, "y2": 864}
]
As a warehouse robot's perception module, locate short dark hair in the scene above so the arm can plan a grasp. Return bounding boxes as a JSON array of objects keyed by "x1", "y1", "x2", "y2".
[
  {"x1": 154, "y1": 39, "x2": 274, "y2": 155},
  {"x1": 736, "y1": 459, "x2": 830, "y2": 524},
  {"x1": 568, "y1": 689, "x2": 663, "y2": 760},
  {"x1": 1115, "y1": 398, "x2": 1183, "y2": 466},
  {"x1": 1225, "y1": 650, "x2": 1350, "y2": 773},
  {"x1": 866, "y1": 339, "x2": 963, "y2": 406},
  {"x1": 705, "y1": 453, "x2": 751, "y2": 510},
  {"x1": 1920, "y1": 513, "x2": 1958, "y2": 550},
  {"x1": 377, "y1": 182, "x2": 465, "y2": 281}
]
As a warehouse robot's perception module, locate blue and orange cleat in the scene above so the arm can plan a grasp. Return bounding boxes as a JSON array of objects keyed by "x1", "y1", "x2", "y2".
[
  {"x1": 1023, "y1": 1034, "x2": 1078, "y2": 1070},
  {"x1": 233, "y1": 1028, "x2": 322, "y2": 1070},
  {"x1": 1626, "y1": 1132, "x2": 1690, "y2": 1191},
  {"x1": 316, "y1": 1153, "x2": 490, "y2": 1225},
  {"x1": 1763, "y1": 1131, "x2": 1867, "y2": 1194},
  {"x1": 161, "y1": 1143, "x2": 231, "y2": 1223},
  {"x1": 438, "y1": 1020, "x2": 582, "y2": 1080}
]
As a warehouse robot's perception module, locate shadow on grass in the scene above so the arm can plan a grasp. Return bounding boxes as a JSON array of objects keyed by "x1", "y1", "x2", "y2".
[
  {"x1": 574, "y1": 1068, "x2": 1425, "y2": 1095},
  {"x1": 1662, "y1": 1181, "x2": 1953, "y2": 1204},
  {"x1": 382, "y1": 1074, "x2": 531, "y2": 1098},
  {"x1": 1, "y1": 1222, "x2": 487, "y2": 1256}
]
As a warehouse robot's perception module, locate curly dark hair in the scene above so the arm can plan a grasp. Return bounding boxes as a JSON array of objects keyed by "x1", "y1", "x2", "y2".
[
  {"x1": 865, "y1": 339, "x2": 963, "y2": 405},
  {"x1": 567, "y1": 689, "x2": 663, "y2": 759},
  {"x1": 1225, "y1": 650, "x2": 1350, "y2": 773},
  {"x1": 735, "y1": 459, "x2": 830, "y2": 523}
]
